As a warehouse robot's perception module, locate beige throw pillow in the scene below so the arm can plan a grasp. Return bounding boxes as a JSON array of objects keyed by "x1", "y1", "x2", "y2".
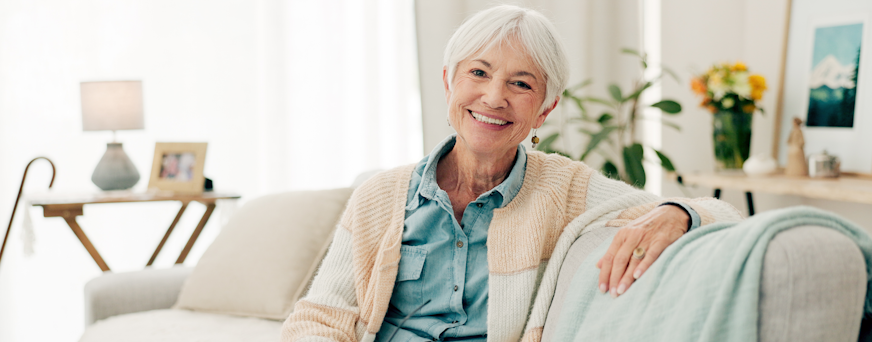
[{"x1": 174, "y1": 188, "x2": 353, "y2": 320}]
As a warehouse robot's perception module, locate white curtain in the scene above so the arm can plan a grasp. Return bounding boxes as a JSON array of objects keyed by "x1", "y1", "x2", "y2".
[
  {"x1": 257, "y1": 0, "x2": 423, "y2": 193},
  {"x1": 0, "y1": 1, "x2": 421, "y2": 341}
]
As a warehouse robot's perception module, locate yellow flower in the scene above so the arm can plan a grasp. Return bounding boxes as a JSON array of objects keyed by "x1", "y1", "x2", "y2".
[
  {"x1": 749, "y1": 74, "x2": 767, "y2": 90},
  {"x1": 732, "y1": 61, "x2": 747, "y2": 71},
  {"x1": 742, "y1": 104, "x2": 756, "y2": 113},
  {"x1": 751, "y1": 89, "x2": 764, "y2": 100}
]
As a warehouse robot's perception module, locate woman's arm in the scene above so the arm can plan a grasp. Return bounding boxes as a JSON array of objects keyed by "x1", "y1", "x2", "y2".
[
  {"x1": 584, "y1": 172, "x2": 743, "y2": 297},
  {"x1": 281, "y1": 226, "x2": 360, "y2": 342}
]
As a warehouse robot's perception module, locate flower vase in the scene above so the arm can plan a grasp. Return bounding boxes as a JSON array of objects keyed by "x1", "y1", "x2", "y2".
[{"x1": 712, "y1": 109, "x2": 752, "y2": 173}]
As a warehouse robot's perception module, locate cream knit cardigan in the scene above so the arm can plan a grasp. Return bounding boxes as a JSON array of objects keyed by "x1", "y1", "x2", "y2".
[{"x1": 282, "y1": 151, "x2": 743, "y2": 342}]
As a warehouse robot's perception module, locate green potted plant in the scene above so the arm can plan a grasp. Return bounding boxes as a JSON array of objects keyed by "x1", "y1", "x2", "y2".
[{"x1": 537, "y1": 49, "x2": 682, "y2": 188}]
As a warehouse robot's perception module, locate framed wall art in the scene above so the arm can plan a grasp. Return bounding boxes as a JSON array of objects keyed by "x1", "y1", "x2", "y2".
[
  {"x1": 147, "y1": 142, "x2": 208, "y2": 194},
  {"x1": 775, "y1": 0, "x2": 872, "y2": 173}
]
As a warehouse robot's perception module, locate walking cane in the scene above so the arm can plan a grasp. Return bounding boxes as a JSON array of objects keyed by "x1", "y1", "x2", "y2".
[{"x1": 0, "y1": 157, "x2": 56, "y2": 269}]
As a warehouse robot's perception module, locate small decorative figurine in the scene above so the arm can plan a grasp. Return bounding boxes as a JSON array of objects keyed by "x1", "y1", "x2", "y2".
[{"x1": 785, "y1": 117, "x2": 808, "y2": 177}]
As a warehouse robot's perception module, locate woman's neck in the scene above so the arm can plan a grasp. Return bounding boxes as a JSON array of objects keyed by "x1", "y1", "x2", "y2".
[{"x1": 436, "y1": 143, "x2": 517, "y2": 199}]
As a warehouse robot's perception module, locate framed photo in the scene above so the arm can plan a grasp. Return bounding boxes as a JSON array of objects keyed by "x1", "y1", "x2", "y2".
[
  {"x1": 775, "y1": 0, "x2": 872, "y2": 173},
  {"x1": 147, "y1": 142, "x2": 208, "y2": 194}
]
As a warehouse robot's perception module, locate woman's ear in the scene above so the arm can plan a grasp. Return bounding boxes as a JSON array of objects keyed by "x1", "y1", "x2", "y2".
[
  {"x1": 534, "y1": 96, "x2": 560, "y2": 128},
  {"x1": 443, "y1": 67, "x2": 451, "y2": 103}
]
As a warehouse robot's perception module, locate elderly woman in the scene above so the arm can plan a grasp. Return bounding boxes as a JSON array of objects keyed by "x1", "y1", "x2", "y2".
[{"x1": 283, "y1": 5, "x2": 740, "y2": 342}]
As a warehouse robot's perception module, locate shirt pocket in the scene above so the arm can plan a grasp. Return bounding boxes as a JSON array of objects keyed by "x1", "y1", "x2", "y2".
[{"x1": 396, "y1": 245, "x2": 427, "y2": 281}]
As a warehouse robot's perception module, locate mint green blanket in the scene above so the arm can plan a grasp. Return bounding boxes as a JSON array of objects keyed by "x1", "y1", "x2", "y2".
[{"x1": 552, "y1": 206, "x2": 872, "y2": 341}]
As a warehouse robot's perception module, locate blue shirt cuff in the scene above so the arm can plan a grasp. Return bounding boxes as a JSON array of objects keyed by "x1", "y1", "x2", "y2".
[{"x1": 658, "y1": 201, "x2": 701, "y2": 232}]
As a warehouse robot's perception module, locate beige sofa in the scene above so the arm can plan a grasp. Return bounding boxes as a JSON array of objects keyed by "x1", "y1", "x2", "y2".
[{"x1": 78, "y1": 186, "x2": 869, "y2": 341}]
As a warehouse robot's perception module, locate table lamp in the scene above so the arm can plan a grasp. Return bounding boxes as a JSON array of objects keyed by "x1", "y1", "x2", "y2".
[{"x1": 81, "y1": 80, "x2": 144, "y2": 191}]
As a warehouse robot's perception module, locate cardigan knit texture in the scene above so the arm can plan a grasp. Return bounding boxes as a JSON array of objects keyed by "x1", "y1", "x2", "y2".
[{"x1": 281, "y1": 151, "x2": 743, "y2": 342}]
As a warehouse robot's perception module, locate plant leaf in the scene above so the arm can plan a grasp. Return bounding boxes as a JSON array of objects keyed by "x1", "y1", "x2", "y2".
[
  {"x1": 661, "y1": 119, "x2": 681, "y2": 131},
  {"x1": 608, "y1": 84, "x2": 623, "y2": 103},
  {"x1": 621, "y1": 48, "x2": 642, "y2": 57},
  {"x1": 651, "y1": 100, "x2": 682, "y2": 114},
  {"x1": 580, "y1": 126, "x2": 617, "y2": 161},
  {"x1": 623, "y1": 143, "x2": 646, "y2": 188},
  {"x1": 624, "y1": 82, "x2": 653, "y2": 101},
  {"x1": 566, "y1": 79, "x2": 593, "y2": 93},
  {"x1": 597, "y1": 113, "x2": 614, "y2": 123},
  {"x1": 602, "y1": 160, "x2": 621, "y2": 180},
  {"x1": 536, "y1": 133, "x2": 560, "y2": 153},
  {"x1": 654, "y1": 149, "x2": 676, "y2": 172},
  {"x1": 662, "y1": 67, "x2": 680, "y2": 82},
  {"x1": 582, "y1": 97, "x2": 615, "y2": 107}
]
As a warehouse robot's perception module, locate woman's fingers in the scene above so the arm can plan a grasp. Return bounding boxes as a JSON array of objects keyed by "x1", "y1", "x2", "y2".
[
  {"x1": 608, "y1": 232, "x2": 642, "y2": 297},
  {"x1": 597, "y1": 235, "x2": 623, "y2": 293}
]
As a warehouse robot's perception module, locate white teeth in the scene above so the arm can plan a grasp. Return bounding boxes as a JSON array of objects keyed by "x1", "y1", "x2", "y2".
[{"x1": 470, "y1": 111, "x2": 508, "y2": 125}]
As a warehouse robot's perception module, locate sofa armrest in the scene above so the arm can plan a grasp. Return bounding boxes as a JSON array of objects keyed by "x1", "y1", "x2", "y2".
[
  {"x1": 84, "y1": 266, "x2": 193, "y2": 326},
  {"x1": 759, "y1": 226, "x2": 866, "y2": 342},
  {"x1": 541, "y1": 225, "x2": 867, "y2": 342}
]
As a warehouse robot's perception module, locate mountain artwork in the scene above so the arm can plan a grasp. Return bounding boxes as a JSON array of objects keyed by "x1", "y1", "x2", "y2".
[{"x1": 807, "y1": 23, "x2": 863, "y2": 128}]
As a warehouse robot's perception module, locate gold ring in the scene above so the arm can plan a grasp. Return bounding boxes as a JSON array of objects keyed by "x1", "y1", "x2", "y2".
[{"x1": 633, "y1": 247, "x2": 645, "y2": 260}]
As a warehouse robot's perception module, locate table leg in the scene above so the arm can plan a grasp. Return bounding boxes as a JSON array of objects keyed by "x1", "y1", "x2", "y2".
[
  {"x1": 62, "y1": 216, "x2": 110, "y2": 272},
  {"x1": 147, "y1": 202, "x2": 189, "y2": 267},
  {"x1": 176, "y1": 203, "x2": 215, "y2": 265},
  {"x1": 713, "y1": 189, "x2": 721, "y2": 199},
  {"x1": 745, "y1": 192, "x2": 755, "y2": 216}
]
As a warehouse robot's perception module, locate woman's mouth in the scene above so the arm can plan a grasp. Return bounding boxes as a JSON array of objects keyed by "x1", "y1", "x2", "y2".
[{"x1": 469, "y1": 110, "x2": 510, "y2": 126}]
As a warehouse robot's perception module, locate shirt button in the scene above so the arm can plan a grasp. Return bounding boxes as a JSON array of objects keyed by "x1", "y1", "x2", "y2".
[
  {"x1": 476, "y1": 203, "x2": 483, "y2": 208},
  {"x1": 454, "y1": 285, "x2": 458, "y2": 291},
  {"x1": 457, "y1": 241, "x2": 464, "y2": 248}
]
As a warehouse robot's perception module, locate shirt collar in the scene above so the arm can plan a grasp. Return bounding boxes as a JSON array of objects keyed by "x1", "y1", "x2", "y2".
[{"x1": 414, "y1": 134, "x2": 527, "y2": 208}]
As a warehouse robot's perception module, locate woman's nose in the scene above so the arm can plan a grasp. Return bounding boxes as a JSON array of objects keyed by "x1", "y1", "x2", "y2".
[{"x1": 481, "y1": 80, "x2": 508, "y2": 109}]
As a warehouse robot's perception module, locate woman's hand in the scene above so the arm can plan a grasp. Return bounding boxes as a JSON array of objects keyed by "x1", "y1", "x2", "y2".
[{"x1": 596, "y1": 205, "x2": 689, "y2": 297}]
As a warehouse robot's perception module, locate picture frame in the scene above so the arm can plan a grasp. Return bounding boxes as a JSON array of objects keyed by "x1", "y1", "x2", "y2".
[
  {"x1": 774, "y1": 0, "x2": 872, "y2": 174},
  {"x1": 147, "y1": 142, "x2": 208, "y2": 194}
]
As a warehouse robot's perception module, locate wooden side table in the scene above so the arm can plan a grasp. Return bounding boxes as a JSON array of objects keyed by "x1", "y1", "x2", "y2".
[
  {"x1": 674, "y1": 172, "x2": 872, "y2": 216},
  {"x1": 29, "y1": 192, "x2": 240, "y2": 271}
]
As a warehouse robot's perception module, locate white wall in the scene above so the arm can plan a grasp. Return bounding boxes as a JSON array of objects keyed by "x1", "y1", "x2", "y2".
[{"x1": 661, "y1": 0, "x2": 872, "y2": 227}]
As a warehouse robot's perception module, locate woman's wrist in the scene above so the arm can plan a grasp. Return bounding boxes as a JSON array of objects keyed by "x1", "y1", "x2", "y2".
[{"x1": 657, "y1": 201, "x2": 699, "y2": 232}]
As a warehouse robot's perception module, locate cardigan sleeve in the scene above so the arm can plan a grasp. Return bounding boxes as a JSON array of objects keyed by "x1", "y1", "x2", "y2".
[{"x1": 281, "y1": 225, "x2": 360, "y2": 342}]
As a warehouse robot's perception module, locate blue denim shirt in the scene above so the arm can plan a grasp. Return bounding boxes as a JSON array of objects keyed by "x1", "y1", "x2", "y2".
[{"x1": 375, "y1": 135, "x2": 526, "y2": 342}]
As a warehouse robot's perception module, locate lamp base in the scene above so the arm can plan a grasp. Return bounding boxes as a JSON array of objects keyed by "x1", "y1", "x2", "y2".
[{"x1": 92, "y1": 142, "x2": 140, "y2": 191}]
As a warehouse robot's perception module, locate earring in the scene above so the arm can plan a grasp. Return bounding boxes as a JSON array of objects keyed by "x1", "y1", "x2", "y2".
[{"x1": 531, "y1": 129, "x2": 539, "y2": 148}]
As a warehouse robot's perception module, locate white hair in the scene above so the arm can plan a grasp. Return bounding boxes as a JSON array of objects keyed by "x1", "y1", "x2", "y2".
[{"x1": 443, "y1": 5, "x2": 569, "y2": 113}]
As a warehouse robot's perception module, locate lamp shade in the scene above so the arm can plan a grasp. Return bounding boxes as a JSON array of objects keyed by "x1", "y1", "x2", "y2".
[{"x1": 81, "y1": 81, "x2": 144, "y2": 131}]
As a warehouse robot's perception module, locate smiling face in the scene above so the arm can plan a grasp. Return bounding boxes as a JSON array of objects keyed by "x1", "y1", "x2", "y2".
[{"x1": 444, "y1": 40, "x2": 558, "y2": 158}]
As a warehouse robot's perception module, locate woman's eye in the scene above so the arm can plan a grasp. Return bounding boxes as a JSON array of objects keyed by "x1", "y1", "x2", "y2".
[
  {"x1": 472, "y1": 69, "x2": 486, "y2": 77},
  {"x1": 513, "y1": 81, "x2": 531, "y2": 89}
]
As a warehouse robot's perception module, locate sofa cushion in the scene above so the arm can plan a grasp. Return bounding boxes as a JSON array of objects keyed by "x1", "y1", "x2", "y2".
[
  {"x1": 79, "y1": 309, "x2": 280, "y2": 342},
  {"x1": 173, "y1": 188, "x2": 353, "y2": 320}
]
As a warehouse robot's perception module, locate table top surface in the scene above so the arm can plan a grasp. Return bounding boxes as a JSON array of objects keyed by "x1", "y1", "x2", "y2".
[
  {"x1": 28, "y1": 191, "x2": 240, "y2": 206},
  {"x1": 676, "y1": 172, "x2": 872, "y2": 205}
]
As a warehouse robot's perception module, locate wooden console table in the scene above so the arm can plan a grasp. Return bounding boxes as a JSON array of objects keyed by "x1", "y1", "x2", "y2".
[
  {"x1": 675, "y1": 172, "x2": 872, "y2": 216},
  {"x1": 29, "y1": 192, "x2": 240, "y2": 271}
]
